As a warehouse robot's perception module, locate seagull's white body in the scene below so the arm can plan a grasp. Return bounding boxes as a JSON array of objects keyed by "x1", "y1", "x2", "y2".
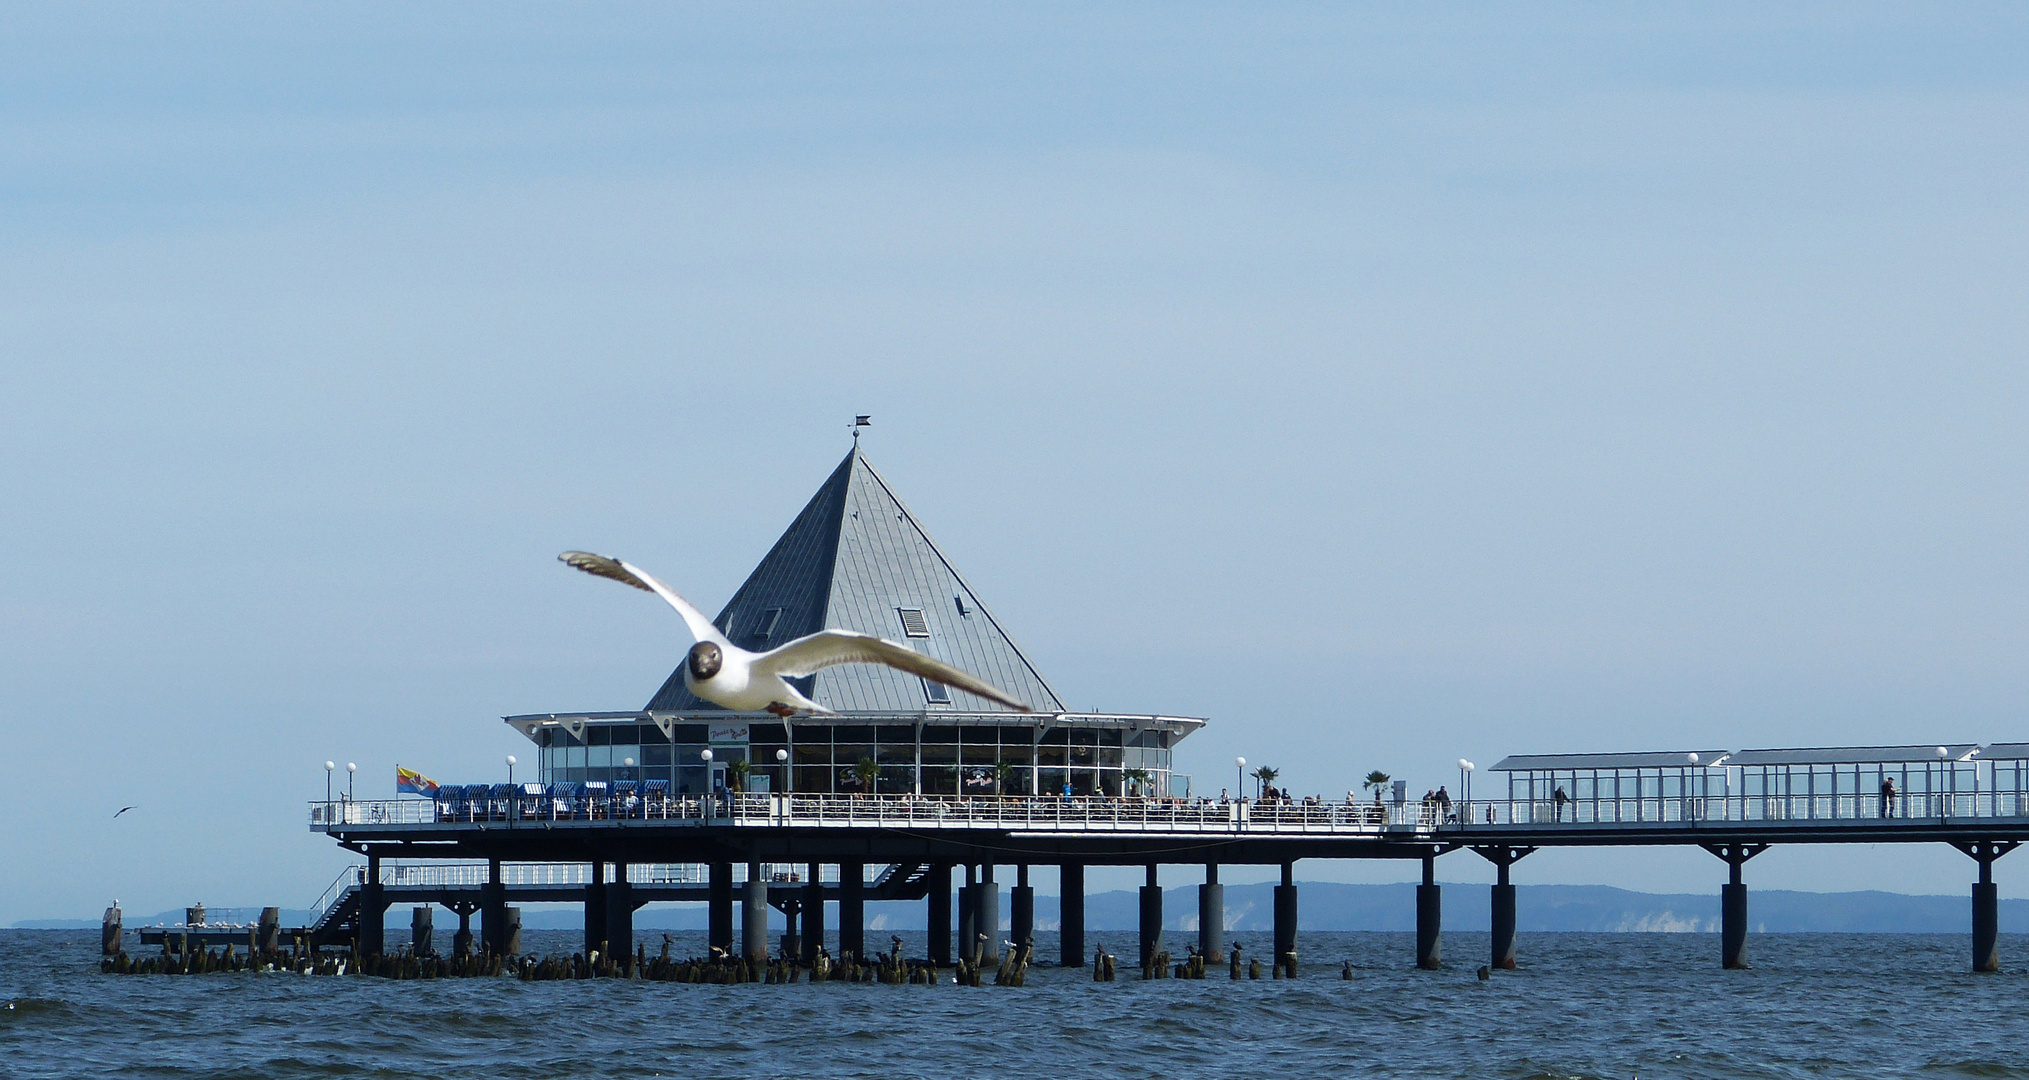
[{"x1": 560, "y1": 551, "x2": 1030, "y2": 716}]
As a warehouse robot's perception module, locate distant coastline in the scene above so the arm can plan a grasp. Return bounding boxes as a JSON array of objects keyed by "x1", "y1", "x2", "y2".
[{"x1": 20, "y1": 882, "x2": 2029, "y2": 934}]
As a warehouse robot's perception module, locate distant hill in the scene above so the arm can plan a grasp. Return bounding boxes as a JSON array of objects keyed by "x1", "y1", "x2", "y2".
[{"x1": 19, "y1": 884, "x2": 2025, "y2": 934}]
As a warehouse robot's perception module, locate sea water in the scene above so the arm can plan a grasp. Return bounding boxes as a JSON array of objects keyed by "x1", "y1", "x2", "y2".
[{"x1": 2, "y1": 929, "x2": 2024, "y2": 1079}]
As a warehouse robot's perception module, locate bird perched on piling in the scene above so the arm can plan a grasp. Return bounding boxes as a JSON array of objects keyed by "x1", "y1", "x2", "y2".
[{"x1": 559, "y1": 551, "x2": 1031, "y2": 716}]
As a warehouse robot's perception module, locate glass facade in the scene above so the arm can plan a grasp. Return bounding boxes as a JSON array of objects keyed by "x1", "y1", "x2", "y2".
[{"x1": 531, "y1": 716, "x2": 1182, "y2": 797}]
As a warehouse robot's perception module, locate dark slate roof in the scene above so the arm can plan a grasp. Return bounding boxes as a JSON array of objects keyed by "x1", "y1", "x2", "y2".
[{"x1": 645, "y1": 449, "x2": 1067, "y2": 714}]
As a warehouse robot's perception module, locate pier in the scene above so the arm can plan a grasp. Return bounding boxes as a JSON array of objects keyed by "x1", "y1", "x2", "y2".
[
  {"x1": 297, "y1": 738, "x2": 2029, "y2": 976},
  {"x1": 108, "y1": 452, "x2": 2029, "y2": 980}
]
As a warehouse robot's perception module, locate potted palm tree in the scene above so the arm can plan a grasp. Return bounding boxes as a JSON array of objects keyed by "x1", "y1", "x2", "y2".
[
  {"x1": 853, "y1": 756, "x2": 879, "y2": 797},
  {"x1": 727, "y1": 758, "x2": 751, "y2": 794},
  {"x1": 1363, "y1": 770, "x2": 1391, "y2": 802},
  {"x1": 1122, "y1": 767, "x2": 1151, "y2": 798},
  {"x1": 1251, "y1": 765, "x2": 1279, "y2": 802},
  {"x1": 992, "y1": 760, "x2": 1017, "y2": 797}
]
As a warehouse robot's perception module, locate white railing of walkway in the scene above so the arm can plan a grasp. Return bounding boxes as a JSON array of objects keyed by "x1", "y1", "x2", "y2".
[
  {"x1": 1455, "y1": 791, "x2": 2029, "y2": 827},
  {"x1": 307, "y1": 861, "x2": 874, "y2": 922},
  {"x1": 311, "y1": 794, "x2": 1439, "y2": 834}
]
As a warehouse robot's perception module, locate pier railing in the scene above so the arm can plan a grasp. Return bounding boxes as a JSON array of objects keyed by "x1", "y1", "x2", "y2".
[
  {"x1": 308, "y1": 861, "x2": 873, "y2": 919},
  {"x1": 311, "y1": 793, "x2": 1439, "y2": 834},
  {"x1": 1454, "y1": 790, "x2": 2029, "y2": 828}
]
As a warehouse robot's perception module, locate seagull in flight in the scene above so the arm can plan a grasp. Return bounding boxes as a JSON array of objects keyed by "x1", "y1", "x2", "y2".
[
  {"x1": 560, "y1": 551, "x2": 1031, "y2": 717},
  {"x1": 113, "y1": 806, "x2": 136, "y2": 818}
]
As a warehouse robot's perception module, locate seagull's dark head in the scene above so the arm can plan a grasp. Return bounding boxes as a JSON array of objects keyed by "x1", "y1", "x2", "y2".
[{"x1": 687, "y1": 641, "x2": 723, "y2": 682}]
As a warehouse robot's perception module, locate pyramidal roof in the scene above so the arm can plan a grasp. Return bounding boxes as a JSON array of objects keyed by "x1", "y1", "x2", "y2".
[{"x1": 645, "y1": 449, "x2": 1067, "y2": 714}]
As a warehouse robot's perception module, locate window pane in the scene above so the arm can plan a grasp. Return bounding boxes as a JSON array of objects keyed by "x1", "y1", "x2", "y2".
[
  {"x1": 922, "y1": 725, "x2": 959, "y2": 744},
  {"x1": 879, "y1": 764, "x2": 915, "y2": 794},
  {"x1": 671, "y1": 725, "x2": 709, "y2": 743},
  {"x1": 589, "y1": 726, "x2": 613, "y2": 746},
  {"x1": 877, "y1": 725, "x2": 916, "y2": 743},
  {"x1": 921, "y1": 766, "x2": 958, "y2": 796}
]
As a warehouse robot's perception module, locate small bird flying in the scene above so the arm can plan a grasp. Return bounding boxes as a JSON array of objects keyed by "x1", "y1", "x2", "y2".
[
  {"x1": 559, "y1": 551, "x2": 1031, "y2": 716},
  {"x1": 113, "y1": 806, "x2": 136, "y2": 818}
]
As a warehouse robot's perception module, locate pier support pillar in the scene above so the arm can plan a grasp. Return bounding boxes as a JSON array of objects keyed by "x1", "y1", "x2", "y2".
[
  {"x1": 957, "y1": 866, "x2": 977, "y2": 964},
  {"x1": 1473, "y1": 846, "x2": 1534, "y2": 971},
  {"x1": 1139, "y1": 864, "x2": 1163, "y2": 969},
  {"x1": 453, "y1": 904, "x2": 475, "y2": 958},
  {"x1": 606, "y1": 861, "x2": 634, "y2": 964},
  {"x1": 1011, "y1": 864, "x2": 1035, "y2": 952},
  {"x1": 1274, "y1": 861, "x2": 1298, "y2": 973},
  {"x1": 410, "y1": 906, "x2": 434, "y2": 957},
  {"x1": 258, "y1": 907, "x2": 280, "y2": 954},
  {"x1": 480, "y1": 858, "x2": 508, "y2": 956},
  {"x1": 1060, "y1": 862, "x2": 1085, "y2": 969},
  {"x1": 584, "y1": 860, "x2": 608, "y2": 958},
  {"x1": 1704, "y1": 843, "x2": 1767, "y2": 970},
  {"x1": 1415, "y1": 855, "x2": 1441, "y2": 970},
  {"x1": 928, "y1": 863, "x2": 952, "y2": 966},
  {"x1": 101, "y1": 904, "x2": 122, "y2": 956},
  {"x1": 976, "y1": 864, "x2": 999, "y2": 964},
  {"x1": 840, "y1": 861, "x2": 866, "y2": 962},
  {"x1": 802, "y1": 863, "x2": 825, "y2": 963},
  {"x1": 502, "y1": 906, "x2": 521, "y2": 957},
  {"x1": 707, "y1": 861, "x2": 733, "y2": 955},
  {"x1": 1199, "y1": 864, "x2": 1225, "y2": 963},
  {"x1": 1954, "y1": 840, "x2": 2019, "y2": 972},
  {"x1": 743, "y1": 862, "x2": 769, "y2": 963},
  {"x1": 779, "y1": 898, "x2": 802, "y2": 962},
  {"x1": 358, "y1": 855, "x2": 387, "y2": 957}
]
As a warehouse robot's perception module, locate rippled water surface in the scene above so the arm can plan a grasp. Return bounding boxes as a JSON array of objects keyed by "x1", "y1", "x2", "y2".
[{"x1": 3, "y1": 929, "x2": 2026, "y2": 1078}]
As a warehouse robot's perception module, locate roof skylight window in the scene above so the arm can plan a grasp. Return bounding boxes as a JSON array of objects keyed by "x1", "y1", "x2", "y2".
[
  {"x1": 897, "y1": 607, "x2": 930, "y2": 638},
  {"x1": 750, "y1": 607, "x2": 783, "y2": 642},
  {"x1": 922, "y1": 678, "x2": 952, "y2": 704}
]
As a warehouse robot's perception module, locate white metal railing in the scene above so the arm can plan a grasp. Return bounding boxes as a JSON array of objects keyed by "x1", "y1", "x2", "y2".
[
  {"x1": 311, "y1": 794, "x2": 1438, "y2": 834},
  {"x1": 1455, "y1": 790, "x2": 2029, "y2": 827},
  {"x1": 308, "y1": 860, "x2": 879, "y2": 918}
]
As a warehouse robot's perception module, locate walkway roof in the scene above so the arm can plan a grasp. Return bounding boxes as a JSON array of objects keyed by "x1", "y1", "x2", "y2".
[
  {"x1": 1491, "y1": 751, "x2": 1731, "y2": 772},
  {"x1": 1726, "y1": 744, "x2": 1982, "y2": 766},
  {"x1": 1494, "y1": 744, "x2": 1990, "y2": 772}
]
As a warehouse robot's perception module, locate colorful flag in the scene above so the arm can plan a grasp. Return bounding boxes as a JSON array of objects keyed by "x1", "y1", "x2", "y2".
[{"x1": 396, "y1": 766, "x2": 440, "y2": 798}]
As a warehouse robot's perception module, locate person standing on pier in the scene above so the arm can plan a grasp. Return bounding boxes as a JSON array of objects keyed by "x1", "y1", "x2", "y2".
[
  {"x1": 1880, "y1": 776, "x2": 1896, "y2": 818},
  {"x1": 1552, "y1": 786, "x2": 1569, "y2": 822}
]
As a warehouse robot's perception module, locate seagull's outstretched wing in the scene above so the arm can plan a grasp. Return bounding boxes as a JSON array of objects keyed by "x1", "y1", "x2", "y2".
[
  {"x1": 558, "y1": 551, "x2": 727, "y2": 647},
  {"x1": 753, "y1": 629, "x2": 1031, "y2": 713}
]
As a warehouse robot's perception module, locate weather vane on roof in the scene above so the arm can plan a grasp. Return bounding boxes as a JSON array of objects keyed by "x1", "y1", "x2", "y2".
[{"x1": 850, "y1": 414, "x2": 871, "y2": 444}]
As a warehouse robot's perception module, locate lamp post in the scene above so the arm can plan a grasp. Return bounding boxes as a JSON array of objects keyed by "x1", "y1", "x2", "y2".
[
  {"x1": 776, "y1": 748, "x2": 790, "y2": 794},
  {"x1": 1458, "y1": 759, "x2": 1474, "y2": 810},
  {"x1": 507, "y1": 755, "x2": 517, "y2": 786},
  {"x1": 624, "y1": 756, "x2": 636, "y2": 783},
  {"x1": 324, "y1": 761, "x2": 334, "y2": 805},
  {"x1": 1235, "y1": 756, "x2": 1246, "y2": 803},
  {"x1": 346, "y1": 762, "x2": 356, "y2": 802}
]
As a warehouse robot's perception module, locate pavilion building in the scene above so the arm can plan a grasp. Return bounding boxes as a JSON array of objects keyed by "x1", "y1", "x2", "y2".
[{"x1": 505, "y1": 448, "x2": 1203, "y2": 799}]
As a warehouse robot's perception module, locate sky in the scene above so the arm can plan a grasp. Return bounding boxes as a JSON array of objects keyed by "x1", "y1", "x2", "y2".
[{"x1": 2, "y1": 3, "x2": 2026, "y2": 922}]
